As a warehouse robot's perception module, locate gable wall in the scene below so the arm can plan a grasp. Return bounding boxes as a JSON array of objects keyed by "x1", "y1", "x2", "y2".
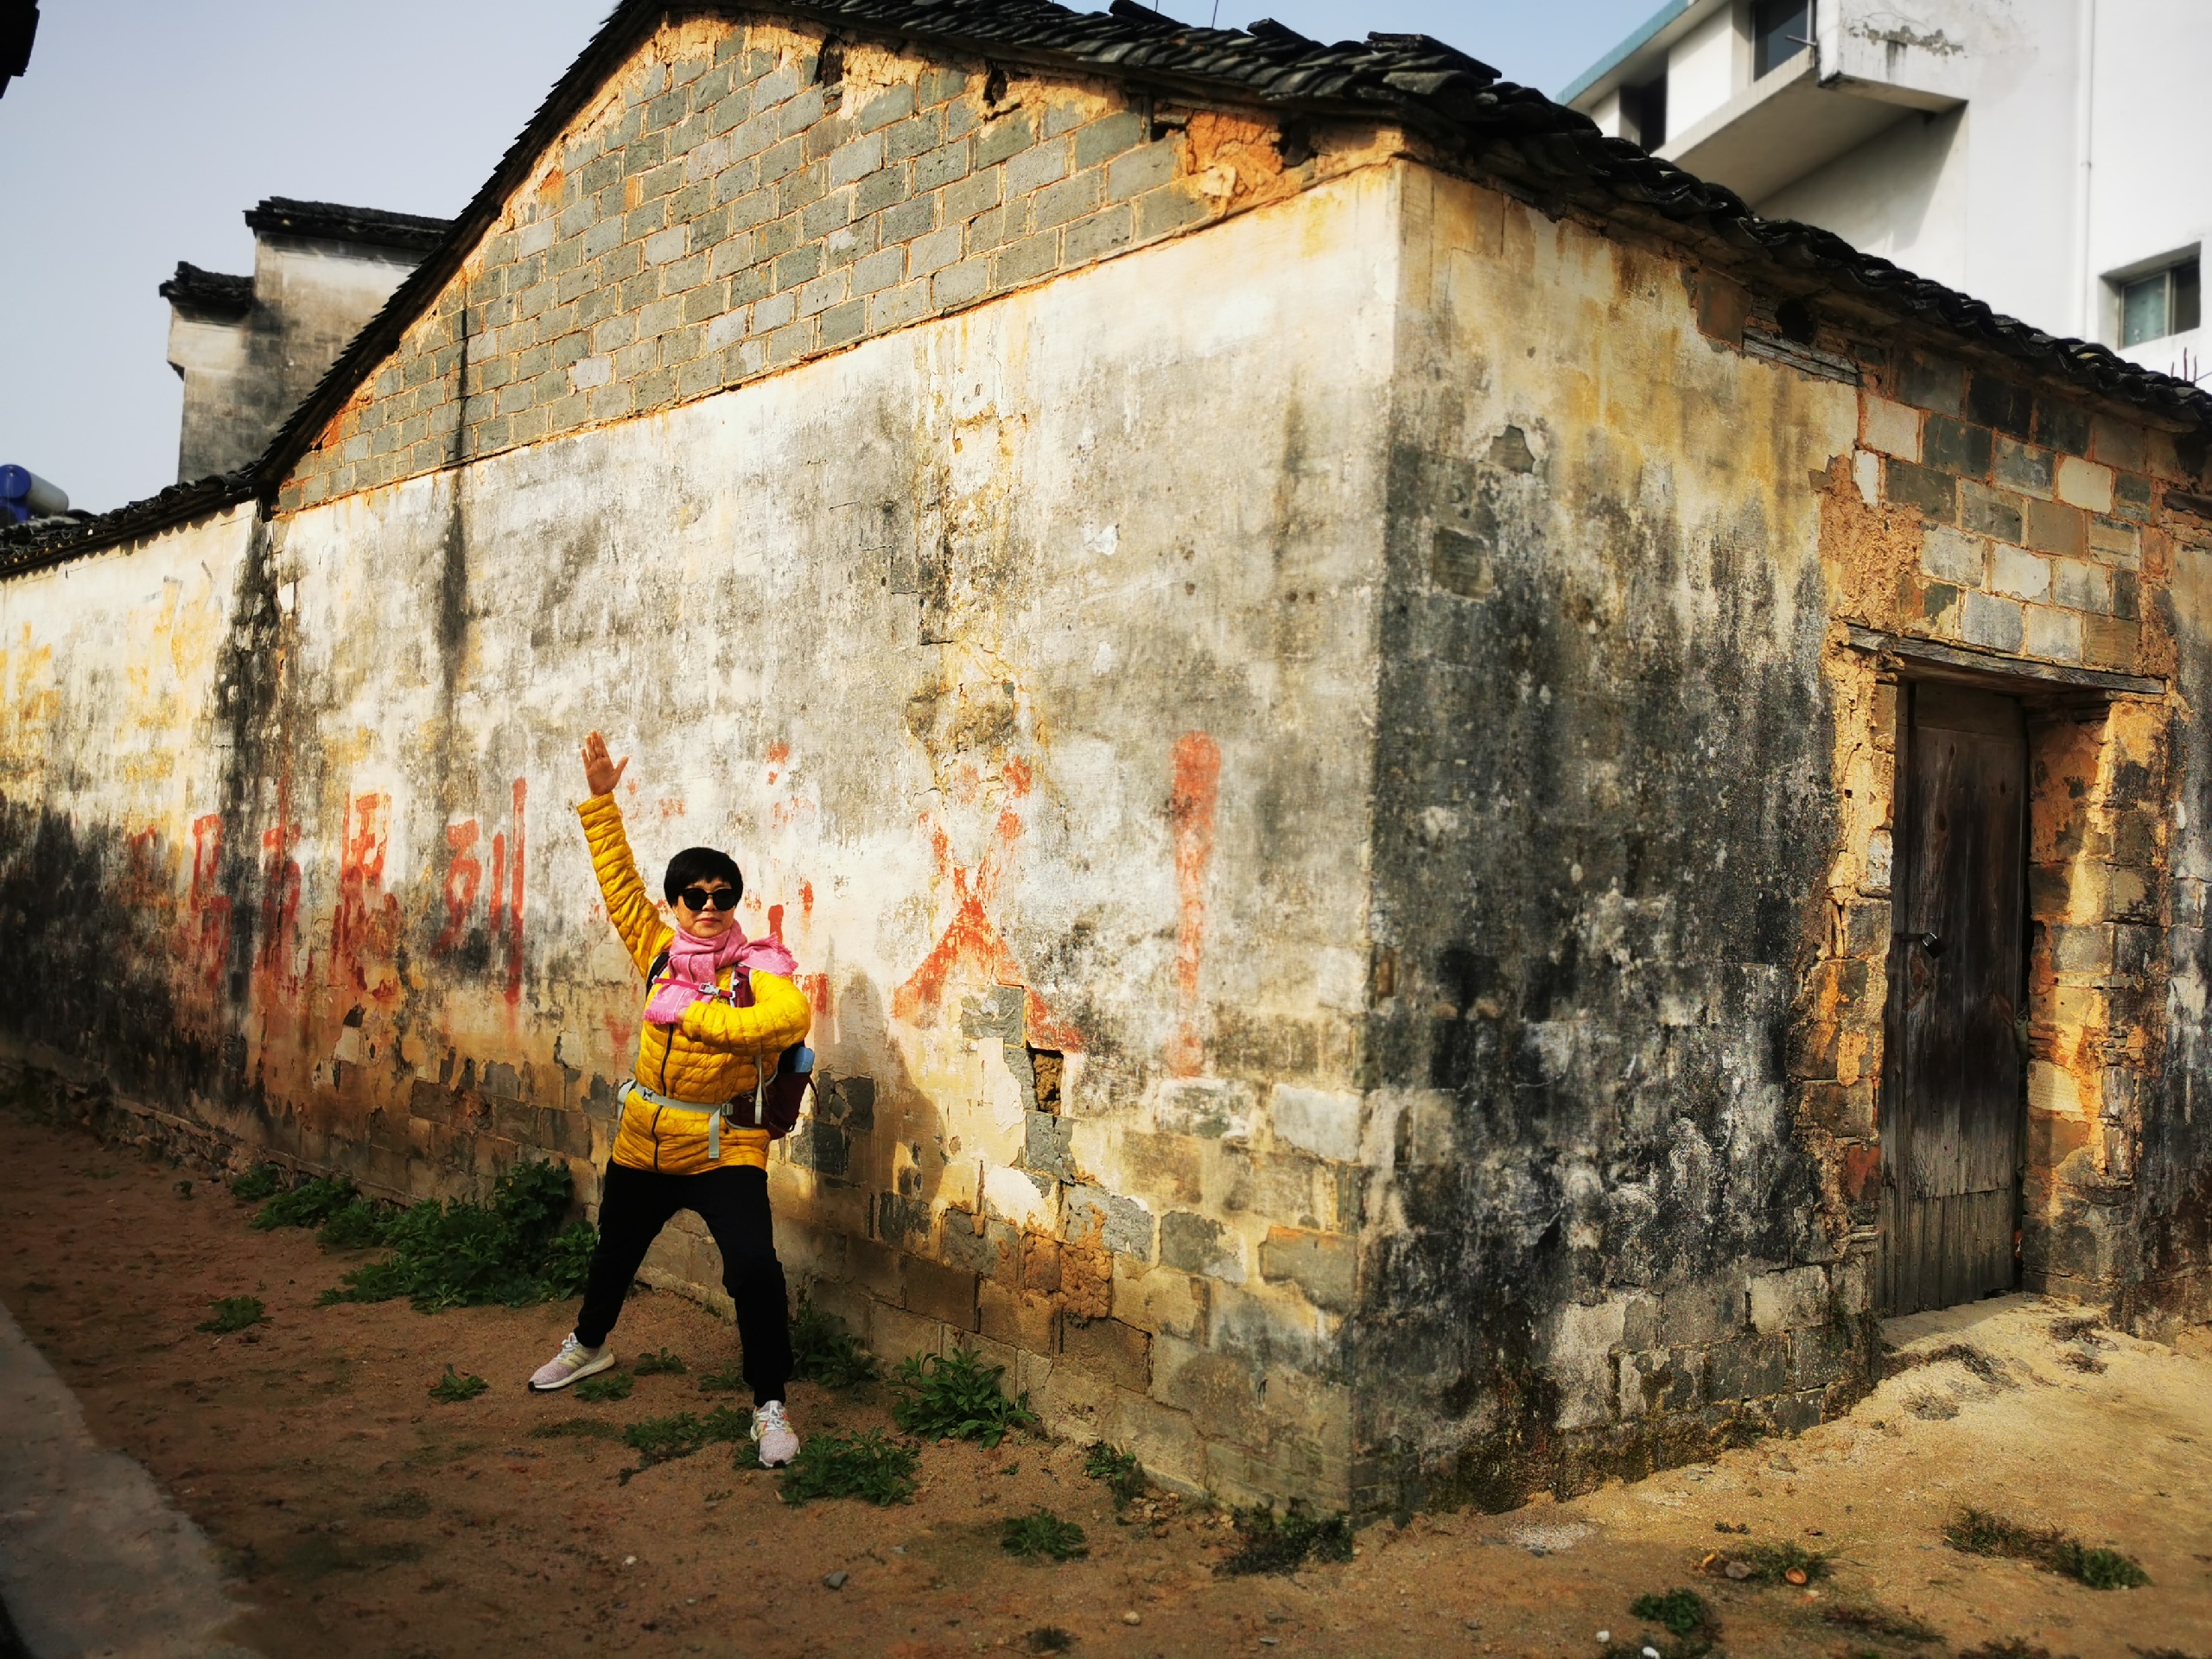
[{"x1": 279, "y1": 12, "x2": 1377, "y2": 515}]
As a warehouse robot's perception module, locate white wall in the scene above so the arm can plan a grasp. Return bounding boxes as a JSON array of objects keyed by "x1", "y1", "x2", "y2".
[
  {"x1": 1759, "y1": 108, "x2": 1969, "y2": 291},
  {"x1": 1668, "y1": 4, "x2": 1740, "y2": 136}
]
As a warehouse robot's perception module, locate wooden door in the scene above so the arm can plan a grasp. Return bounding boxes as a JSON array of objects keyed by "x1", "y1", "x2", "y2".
[{"x1": 1879, "y1": 682, "x2": 2027, "y2": 1317}]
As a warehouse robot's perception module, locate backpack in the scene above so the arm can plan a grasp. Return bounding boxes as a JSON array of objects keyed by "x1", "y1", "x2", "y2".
[{"x1": 646, "y1": 946, "x2": 816, "y2": 1140}]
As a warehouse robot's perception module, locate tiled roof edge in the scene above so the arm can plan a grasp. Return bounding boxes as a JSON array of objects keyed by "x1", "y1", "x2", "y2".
[
  {"x1": 245, "y1": 197, "x2": 454, "y2": 253},
  {"x1": 157, "y1": 261, "x2": 254, "y2": 319},
  {"x1": 0, "y1": 474, "x2": 258, "y2": 578}
]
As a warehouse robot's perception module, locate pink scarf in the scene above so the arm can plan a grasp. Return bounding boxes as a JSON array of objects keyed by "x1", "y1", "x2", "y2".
[{"x1": 644, "y1": 923, "x2": 798, "y2": 1026}]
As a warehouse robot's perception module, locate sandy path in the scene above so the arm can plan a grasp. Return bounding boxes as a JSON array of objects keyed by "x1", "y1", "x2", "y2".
[{"x1": 2, "y1": 1104, "x2": 2207, "y2": 1659}]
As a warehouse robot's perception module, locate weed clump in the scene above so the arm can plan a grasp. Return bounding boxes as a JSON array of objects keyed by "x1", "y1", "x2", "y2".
[
  {"x1": 696, "y1": 1363, "x2": 747, "y2": 1395},
  {"x1": 317, "y1": 1199, "x2": 394, "y2": 1250},
  {"x1": 1001, "y1": 1510, "x2": 1088, "y2": 1561},
  {"x1": 1083, "y1": 1441, "x2": 1147, "y2": 1506},
  {"x1": 778, "y1": 1427, "x2": 918, "y2": 1506},
  {"x1": 428, "y1": 1365, "x2": 488, "y2": 1402},
  {"x1": 890, "y1": 1344, "x2": 1036, "y2": 1446},
  {"x1": 574, "y1": 1370, "x2": 634, "y2": 1403},
  {"x1": 1944, "y1": 1506, "x2": 2149, "y2": 1589},
  {"x1": 230, "y1": 1165, "x2": 282, "y2": 1202},
  {"x1": 251, "y1": 1174, "x2": 359, "y2": 1231},
  {"x1": 1610, "y1": 1587, "x2": 1719, "y2": 1658},
  {"x1": 791, "y1": 1295, "x2": 879, "y2": 1389},
  {"x1": 197, "y1": 1296, "x2": 265, "y2": 1333},
  {"x1": 633, "y1": 1348, "x2": 688, "y2": 1376},
  {"x1": 319, "y1": 1160, "x2": 594, "y2": 1312},
  {"x1": 618, "y1": 1405, "x2": 751, "y2": 1483},
  {"x1": 1217, "y1": 1504, "x2": 1354, "y2": 1575},
  {"x1": 1704, "y1": 1538, "x2": 1830, "y2": 1584}
]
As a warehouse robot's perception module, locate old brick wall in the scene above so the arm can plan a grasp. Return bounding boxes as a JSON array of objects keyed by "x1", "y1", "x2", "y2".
[
  {"x1": 278, "y1": 14, "x2": 1363, "y2": 516},
  {"x1": 0, "y1": 135, "x2": 1405, "y2": 1509},
  {"x1": 1358, "y1": 167, "x2": 1865, "y2": 1514}
]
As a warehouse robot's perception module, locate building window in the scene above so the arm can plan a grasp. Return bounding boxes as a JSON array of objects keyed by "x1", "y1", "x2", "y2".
[
  {"x1": 1621, "y1": 73, "x2": 1668, "y2": 149},
  {"x1": 1753, "y1": 0, "x2": 1813, "y2": 79},
  {"x1": 2120, "y1": 258, "x2": 2201, "y2": 346}
]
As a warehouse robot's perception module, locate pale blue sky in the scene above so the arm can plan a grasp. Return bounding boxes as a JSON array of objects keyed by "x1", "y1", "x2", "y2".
[{"x1": 0, "y1": 2, "x2": 1649, "y2": 512}]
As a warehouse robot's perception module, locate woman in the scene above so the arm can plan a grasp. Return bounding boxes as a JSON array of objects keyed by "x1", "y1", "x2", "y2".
[{"x1": 527, "y1": 731, "x2": 811, "y2": 1468}]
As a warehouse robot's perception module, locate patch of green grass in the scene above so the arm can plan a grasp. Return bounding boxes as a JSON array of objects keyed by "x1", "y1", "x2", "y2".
[
  {"x1": 196, "y1": 1295, "x2": 265, "y2": 1333},
  {"x1": 230, "y1": 1165, "x2": 283, "y2": 1201},
  {"x1": 574, "y1": 1370, "x2": 634, "y2": 1403},
  {"x1": 791, "y1": 1295, "x2": 880, "y2": 1389},
  {"x1": 364, "y1": 1487, "x2": 432, "y2": 1520},
  {"x1": 1945, "y1": 1507, "x2": 2150, "y2": 1589},
  {"x1": 427, "y1": 1365, "x2": 488, "y2": 1402},
  {"x1": 1217, "y1": 1504, "x2": 1354, "y2": 1575},
  {"x1": 175, "y1": 1179, "x2": 194, "y2": 1199},
  {"x1": 778, "y1": 1427, "x2": 918, "y2": 1506},
  {"x1": 1615, "y1": 1587, "x2": 1719, "y2": 1657},
  {"x1": 889, "y1": 1344, "x2": 1036, "y2": 1447},
  {"x1": 1083, "y1": 1440, "x2": 1147, "y2": 1505},
  {"x1": 530, "y1": 1417, "x2": 624, "y2": 1441},
  {"x1": 617, "y1": 1405, "x2": 752, "y2": 1483},
  {"x1": 251, "y1": 1174, "x2": 359, "y2": 1231},
  {"x1": 317, "y1": 1198, "x2": 394, "y2": 1250},
  {"x1": 696, "y1": 1363, "x2": 747, "y2": 1394},
  {"x1": 1001, "y1": 1510, "x2": 1088, "y2": 1561},
  {"x1": 632, "y1": 1347, "x2": 688, "y2": 1376},
  {"x1": 317, "y1": 1159, "x2": 595, "y2": 1313}
]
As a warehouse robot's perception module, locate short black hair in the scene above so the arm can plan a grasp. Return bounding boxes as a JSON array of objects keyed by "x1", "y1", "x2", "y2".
[{"x1": 664, "y1": 846, "x2": 743, "y2": 906}]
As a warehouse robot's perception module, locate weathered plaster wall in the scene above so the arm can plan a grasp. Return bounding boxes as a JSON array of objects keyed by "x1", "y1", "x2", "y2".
[
  {"x1": 1357, "y1": 168, "x2": 1863, "y2": 1513},
  {"x1": 0, "y1": 166, "x2": 1400, "y2": 1510}
]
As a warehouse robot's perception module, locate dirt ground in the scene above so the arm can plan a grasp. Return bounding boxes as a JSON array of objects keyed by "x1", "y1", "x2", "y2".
[{"x1": 3, "y1": 1108, "x2": 2209, "y2": 1659}]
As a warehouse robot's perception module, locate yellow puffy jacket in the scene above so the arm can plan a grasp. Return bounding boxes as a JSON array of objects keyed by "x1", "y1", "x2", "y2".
[{"x1": 578, "y1": 792, "x2": 810, "y2": 1174}]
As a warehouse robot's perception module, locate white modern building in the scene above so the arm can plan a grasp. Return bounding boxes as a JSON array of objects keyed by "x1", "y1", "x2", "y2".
[{"x1": 1562, "y1": 0, "x2": 2208, "y2": 383}]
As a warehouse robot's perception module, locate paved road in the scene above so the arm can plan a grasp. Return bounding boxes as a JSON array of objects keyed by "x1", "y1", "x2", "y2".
[{"x1": 0, "y1": 1301, "x2": 256, "y2": 1658}]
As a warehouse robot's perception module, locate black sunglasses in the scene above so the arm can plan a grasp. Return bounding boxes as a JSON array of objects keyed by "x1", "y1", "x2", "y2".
[{"x1": 677, "y1": 886, "x2": 738, "y2": 912}]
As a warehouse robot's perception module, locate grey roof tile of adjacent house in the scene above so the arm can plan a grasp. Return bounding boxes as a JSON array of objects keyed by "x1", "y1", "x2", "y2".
[
  {"x1": 242, "y1": 197, "x2": 453, "y2": 253},
  {"x1": 156, "y1": 261, "x2": 254, "y2": 320}
]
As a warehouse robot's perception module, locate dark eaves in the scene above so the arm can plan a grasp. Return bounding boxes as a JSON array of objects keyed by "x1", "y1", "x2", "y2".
[
  {"x1": 158, "y1": 262, "x2": 254, "y2": 321},
  {"x1": 245, "y1": 197, "x2": 454, "y2": 254},
  {"x1": 12, "y1": 0, "x2": 2208, "y2": 577},
  {"x1": 0, "y1": 1, "x2": 36, "y2": 99}
]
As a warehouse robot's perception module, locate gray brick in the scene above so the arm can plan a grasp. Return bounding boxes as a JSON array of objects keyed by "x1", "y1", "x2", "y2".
[
  {"x1": 774, "y1": 244, "x2": 823, "y2": 290},
  {"x1": 584, "y1": 217, "x2": 626, "y2": 259},
  {"x1": 1135, "y1": 181, "x2": 1209, "y2": 240},
  {"x1": 975, "y1": 110, "x2": 1035, "y2": 168},
  {"x1": 855, "y1": 167, "x2": 908, "y2": 218},
  {"x1": 830, "y1": 130, "x2": 885, "y2": 188},
  {"x1": 918, "y1": 64, "x2": 969, "y2": 107},
  {"x1": 944, "y1": 168, "x2": 1001, "y2": 221},
  {"x1": 622, "y1": 130, "x2": 669, "y2": 175},
  {"x1": 819, "y1": 297, "x2": 868, "y2": 346},
  {"x1": 756, "y1": 213, "x2": 799, "y2": 259},
  {"x1": 759, "y1": 134, "x2": 804, "y2": 184},
  {"x1": 752, "y1": 290, "x2": 797, "y2": 331},
  {"x1": 995, "y1": 231, "x2": 1059, "y2": 288},
  {"x1": 641, "y1": 158, "x2": 686, "y2": 200},
  {"x1": 802, "y1": 188, "x2": 853, "y2": 241},
  {"x1": 933, "y1": 257, "x2": 989, "y2": 309},
  {"x1": 854, "y1": 245, "x2": 906, "y2": 295},
  {"x1": 778, "y1": 85, "x2": 828, "y2": 138},
  {"x1": 804, "y1": 111, "x2": 851, "y2": 164},
  {"x1": 1005, "y1": 140, "x2": 1070, "y2": 198},
  {"x1": 1960, "y1": 590, "x2": 2024, "y2": 652},
  {"x1": 1960, "y1": 480, "x2": 2024, "y2": 541},
  {"x1": 639, "y1": 294, "x2": 687, "y2": 335},
  {"x1": 883, "y1": 194, "x2": 938, "y2": 245},
  {"x1": 821, "y1": 219, "x2": 876, "y2": 270},
  {"x1": 886, "y1": 111, "x2": 941, "y2": 163},
  {"x1": 1108, "y1": 140, "x2": 1177, "y2": 202},
  {"x1": 766, "y1": 319, "x2": 810, "y2": 367},
  {"x1": 1064, "y1": 204, "x2": 1133, "y2": 264},
  {"x1": 2052, "y1": 558, "x2": 2113, "y2": 613},
  {"x1": 1075, "y1": 111, "x2": 1147, "y2": 171},
  {"x1": 871, "y1": 277, "x2": 932, "y2": 333},
  {"x1": 1032, "y1": 169, "x2": 1099, "y2": 231},
  {"x1": 860, "y1": 82, "x2": 916, "y2": 132},
  {"x1": 909, "y1": 225, "x2": 963, "y2": 275},
  {"x1": 682, "y1": 282, "x2": 728, "y2": 325},
  {"x1": 661, "y1": 323, "x2": 704, "y2": 365},
  {"x1": 916, "y1": 140, "x2": 971, "y2": 192},
  {"x1": 1993, "y1": 437, "x2": 2054, "y2": 497},
  {"x1": 644, "y1": 226, "x2": 688, "y2": 265},
  {"x1": 798, "y1": 269, "x2": 849, "y2": 318}
]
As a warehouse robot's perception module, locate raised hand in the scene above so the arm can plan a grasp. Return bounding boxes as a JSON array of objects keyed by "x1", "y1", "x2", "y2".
[{"x1": 581, "y1": 731, "x2": 629, "y2": 798}]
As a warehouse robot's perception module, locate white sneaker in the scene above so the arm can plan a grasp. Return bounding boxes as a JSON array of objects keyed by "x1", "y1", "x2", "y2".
[
  {"x1": 529, "y1": 1333, "x2": 614, "y2": 1392},
  {"x1": 753, "y1": 1399, "x2": 799, "y2": 1466}
]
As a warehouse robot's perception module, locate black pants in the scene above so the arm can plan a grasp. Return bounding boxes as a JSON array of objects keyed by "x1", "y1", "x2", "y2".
[{"x1": 574, "y1": 1161, "x2": 791, "y2": 1406}]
